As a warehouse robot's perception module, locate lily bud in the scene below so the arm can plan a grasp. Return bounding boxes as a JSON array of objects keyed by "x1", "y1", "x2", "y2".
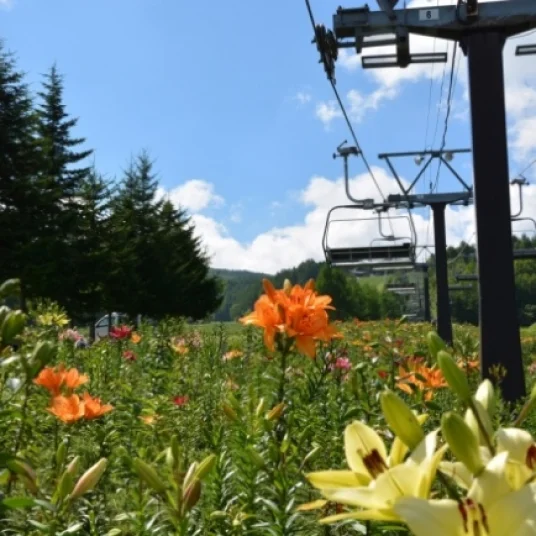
[
  {"x1": 255, "y1": 398, "x2": 266, "y2": 418},
  {"x1": 132, "y1": 458, "x2": 166, "y2": 493},
  {"x1": 441, "y1": 412, "x2": 484, "y2": 476},
  {"x1": 380, "y1": 389, "x2": 424, "y2": 450},
  {"x1": 0, "y1": 305, "x2": 9, "y2": 328},
  {"x1": 222, "y1": 402, "x2": 239, "y2": 422},
  {"x1": 56, "y1": 470, "x2": 74, "y2": 502},
  {"x1": 283, "y1": 279, "x2": 292, "y2": 296},
  {"x1": 475, "y1": 379, "x2": 495, "y2": 418},
  {"x1": 464, "y1": 400, "x2": 494, "y2": 447},
  {"x1": 70, "y1": 458, "x2": 107, "y2": 500},
  {"x1": 66, "y1": 456, "x2": 80, "y2": 477},
  {"x1": 31, "y1": 341, "x2": 57, "y2": 373},
  {"x1": 437, "y1": 351, "x2": 471, "y2": 402},
  {"x1": 1, "y1": 310, "x2": 26, "y2": 345},
  {"x1": 194, "y1": 454, "x2": 216, "y2": 481},
  {"x1": 56, "y1": 441, "x2": 68, "y2": 469},
  {"x1": 182, "y1": 461, "x2": 199, "y2": 492},
  {"x1": 182, "y1": 479, "x2": 201, "y2": 513},
  {"x1": 266, "y1": 402, "x2": 285, "y2": 422},
  {"x1": 427, "y1": 331, "x2": 446, "y2": 359}
]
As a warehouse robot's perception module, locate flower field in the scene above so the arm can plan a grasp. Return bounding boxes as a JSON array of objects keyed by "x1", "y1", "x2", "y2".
[{"x1": 2, "y1": 278, "x2": 536, "y2": 535}]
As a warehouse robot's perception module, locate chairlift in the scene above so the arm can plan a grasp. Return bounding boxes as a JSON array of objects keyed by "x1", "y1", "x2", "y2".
[
  {"x1": 322, "y1": 205, "x2": 416, "y2": 270},
  {"x1": 449, "y1": 284, "x2": 474, "y2": 292},
  {"x1": 455, "y1": 274, "x2": 478, "y2": 282},
  {"x1": 511, "y1": 178, "x2": 536, "y2": 260}
]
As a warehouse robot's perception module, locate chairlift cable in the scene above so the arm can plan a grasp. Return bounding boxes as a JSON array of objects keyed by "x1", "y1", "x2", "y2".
[{"x1": 304, "y1": 0, "x2": 390, "y2": 204}]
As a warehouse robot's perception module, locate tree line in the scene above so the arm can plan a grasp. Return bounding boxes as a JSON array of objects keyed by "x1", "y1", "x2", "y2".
[
  {"x1": 213, "y1": 260, "x2": 405, "y2": 321},
  {"x1": 0, "y1": 41, "x2": 222, "y2": 327}
]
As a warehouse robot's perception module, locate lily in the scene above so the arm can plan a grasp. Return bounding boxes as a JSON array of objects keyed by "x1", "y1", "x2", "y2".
[
  {"x1": 304, "y1": 421, "x2": 446, "y2": 524},
  {"x1": 394, "y1": 452, "x2": 536, "y2": 535}
]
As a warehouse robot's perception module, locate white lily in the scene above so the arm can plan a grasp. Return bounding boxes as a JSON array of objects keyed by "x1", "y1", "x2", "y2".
[{"x1": 394, "y1": 452, "x2": 536, "y2": 535}]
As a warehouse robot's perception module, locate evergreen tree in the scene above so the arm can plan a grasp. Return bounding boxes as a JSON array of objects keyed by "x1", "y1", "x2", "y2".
[
  {"x1": 107, "y1": 150, "x2": 162, "y2": 317},
  {"x1": 0, "y1": 41, "x2": 41, "y2": 307},
  {"x1": 73, "y1": 167, "x2": 113, "y2": 328},
  {"x1": 32, "y1": 64, "x2": 93, "y2": 307},
  {"x1": 150, "y1": 200, "x2": 222, "y2": 319}
]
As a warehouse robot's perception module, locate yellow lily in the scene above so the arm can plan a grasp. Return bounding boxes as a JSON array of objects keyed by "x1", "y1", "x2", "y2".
[
  {"x1": 305, "y1": 422, "x2": 446, "y2": 524},
  {"x1": 394, "y1": 452, "x2": 536, "y2": 535},
  {"x1": 306, "y1": 419, "x2": 424, "y2": 492}
]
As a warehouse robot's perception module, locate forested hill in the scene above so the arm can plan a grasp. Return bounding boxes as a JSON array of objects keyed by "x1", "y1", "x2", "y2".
[{"x1": 210, "y1": 260, "x2": 321, "y2": 321}]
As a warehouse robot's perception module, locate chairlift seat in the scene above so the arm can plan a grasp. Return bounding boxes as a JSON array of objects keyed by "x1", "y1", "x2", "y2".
[
  {"x1": 326, "y1": 242, "x2": 414, "y2": 267},
  {"x1": 513, "y1": 248, "x2": 536, "y2": 260}
]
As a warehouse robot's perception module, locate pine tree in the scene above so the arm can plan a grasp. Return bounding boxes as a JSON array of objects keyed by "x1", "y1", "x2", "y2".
[
  {"x1": 72, "y1": 167, "x2": 113, "y2": 328},
  {"x1": 107, "y1": 150, "x2": 163, "y2": 317},
  {"x1": 0, "y1": 41, "x2": 41, "y2": 306},
  {"x1": 32, "y1": 64, "x2": 93, "y2": 306},
  {"x1": 151, "y1": 200, "x2": 222, "y2": 319}
]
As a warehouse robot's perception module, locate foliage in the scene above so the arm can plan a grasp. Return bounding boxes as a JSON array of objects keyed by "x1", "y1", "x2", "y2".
[
  {"x1": 3, "y1": 277, "x2": 536, "y2": 534},
  {"x1": 0, "y1": 43, "x2": 221, "y2": 325}
]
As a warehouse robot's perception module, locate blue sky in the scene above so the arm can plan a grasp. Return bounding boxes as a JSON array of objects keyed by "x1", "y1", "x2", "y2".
[{"x1": 3, "y1": 0, "x2": 536, "y2": 273}]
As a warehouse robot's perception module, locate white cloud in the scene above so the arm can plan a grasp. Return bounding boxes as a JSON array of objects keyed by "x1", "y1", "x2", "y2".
[
  {"x1": 229, "y1": 203, "x2": 242, "y2": 223},
  {"x1": 315, "y1": 100, "x2": 342, "y2": 126},
  {"x1": 295, "y1": 91, "x2": 312, "y2": 104},
  {"x1": 156, "y1": 179, "x2": 224, "y2": 213},
  {"x1": 0, "y1": 0, "x2": 13, "y2": 9},
  {"x1": 161, "y1": 171, "x2": 536, "y2": 275}
]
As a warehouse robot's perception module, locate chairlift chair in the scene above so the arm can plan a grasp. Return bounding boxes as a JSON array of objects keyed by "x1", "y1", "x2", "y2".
[
  {"x1": 511, "y1": 178, "x2": 536, "y2": 260},
  {"x1": 322, "y1": 205, "x2": 417, "y2": 271}
]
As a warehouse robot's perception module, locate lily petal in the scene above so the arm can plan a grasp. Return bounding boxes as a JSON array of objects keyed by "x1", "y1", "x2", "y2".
[
  {"x1": 487, "y1": 482, "x2": 536, "y2": 535},
  {"x1": 306, "y1": 470, "x2": 370, "y2": 489},
  {"x1": 320, "y1": 508, "x2": 398, "y2": 524},
  {"x1": 344, "y1": 421, "x2": 388, "y2": 474},
  {"x1": 394, "y1": 498, "x2": 462, "y2": 536}
]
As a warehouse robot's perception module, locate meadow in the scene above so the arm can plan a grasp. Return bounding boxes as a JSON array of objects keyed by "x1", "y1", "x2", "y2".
[{"x1": 2, "y1": 278, "x2": 536, "y2": 535}]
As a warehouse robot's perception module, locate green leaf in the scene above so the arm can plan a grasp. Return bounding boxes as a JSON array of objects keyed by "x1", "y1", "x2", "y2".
[{"x1": 1, "y1": 496, "x2": 35, "y2": 509}]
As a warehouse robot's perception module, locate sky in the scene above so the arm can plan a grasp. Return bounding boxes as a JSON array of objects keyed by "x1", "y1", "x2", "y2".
[{"x1": 2, "y1": 0, "x2": 536, "y2": 274}]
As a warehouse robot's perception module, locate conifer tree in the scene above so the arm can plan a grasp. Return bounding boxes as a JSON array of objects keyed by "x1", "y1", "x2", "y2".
[
  {"x1": 72, "y1": 167, "x2": 113, "y2": 329},
  {"x1": 107, "y1": 150, "x2": 162, "y2": 317},
  {"x1": 33, "y1": 64, "x2": 93, "y2": 306},
  {"x1": 0, "y1": 41, "x2": 41, "y2": 307}
]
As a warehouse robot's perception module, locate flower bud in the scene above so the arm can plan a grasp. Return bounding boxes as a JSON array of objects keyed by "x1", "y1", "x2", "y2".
[
  {"x1": 441, "y1": 412, "x2": 484, "y2": 476},
  {"x1": 283, "y1": 279, "x2": 292, "y2": 296},
  {"x1": 132, "y1": 458, "x2": 166, "y2": 493},
  {"x1": 56, "y1": 470, "x2": 74, "y2": 502},
  {"x1": 255, "y1": 398, "x2": 266, "y2": 418},
  {"x1": 1, "y1": 310, "x2": 26, "y2": 345},
  {"x1": 31, "y1": 341, "x2": 57, "y2": 373},
  {"x1": 475, "y1": 379, "x2": 495, "y2": 418},
  {"x1": 266, "y1": 402, "x2": 285, "y2": 422},
  {"x1": 427, "y1": 331, "x2": 446, "y2": 359},
  {"x1": 70, "y1": 458, "x2": 107, "y2": 500},
  {"x1": 222, "y1": 402, "x2": 239, "y2": 421},
  {"x1": 464, "y1": 402, "x2": 494, "y2": 447},
  {"x1": 194, "y1": 454, "x2": 216, "y2": 481},
  {"x1": 437, "y1": 351, "x2": 471, "y2": 402},
  {"x1": 182, "y1": 461, "x2": 199, "y2": 492},
  {"x1": 380, "y1": 389, "x2": 425, "y2": 450},
  {"x1": 56, "y1": 441, "x2": 68, "y2": 469},
  {"x1": 66, "y1": 456, "x2": 80, "y2": 477},
  {"x1": 0, "y1": 305, "x2": 9, "y2": 328},
  {"x1": 182, "y1": 479, "x2": 201, "y2": 513}
]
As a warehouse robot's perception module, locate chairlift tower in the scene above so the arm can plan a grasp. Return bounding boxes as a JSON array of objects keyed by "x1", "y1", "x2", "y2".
[
  {"x1": 312, "y1": 0, "x2": 536, "y2": 401},
  {"x1": 379, "y1": 148, "x2": 472, "y2": 346}
]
